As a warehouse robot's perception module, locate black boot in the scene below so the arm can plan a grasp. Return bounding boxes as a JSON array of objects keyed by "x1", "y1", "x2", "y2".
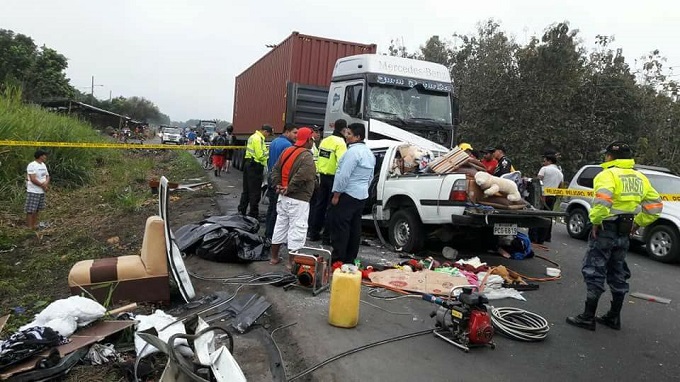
[
  {"x1": 566, "y1": 298, "x2": 599, "y2": 331},
  {"x1": 596, "y1": 294, "x2": 624, "y2": 330}
]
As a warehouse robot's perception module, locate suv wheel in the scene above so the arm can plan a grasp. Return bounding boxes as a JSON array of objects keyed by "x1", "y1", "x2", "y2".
[
  {"x1": 567, "y1": 208, "x2": 590, "y2": 240},
  {"x1": 645, "y1": 224, "x2": 680, "y2": 263}
]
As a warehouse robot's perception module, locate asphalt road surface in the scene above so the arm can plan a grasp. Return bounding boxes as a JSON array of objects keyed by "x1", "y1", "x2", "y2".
[{"x1": 190, "y1": 161, "x2": 680, "y2": 382}]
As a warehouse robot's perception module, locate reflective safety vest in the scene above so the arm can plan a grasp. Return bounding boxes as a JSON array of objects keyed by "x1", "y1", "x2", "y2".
[
  {"x1": 245, "y1": 130, "x2": 268, "y2": 166},
  {"x1": 279, "y1": 146, "x2": 305, "y2": 187},
  {"x1": 590, "y1": 159, "x2": 662, "y2": 227},
  {"x1": 312, "y1": 143, "x2": 319, "y2": 163},
  {"x1": 316, "y1": 135, "x2": 347, "y2": 175}
]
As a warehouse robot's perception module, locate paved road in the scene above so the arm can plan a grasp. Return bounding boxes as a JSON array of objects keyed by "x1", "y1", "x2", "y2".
[{"x1": 188, "y1": 162, "x2": 680, "y2": 382}]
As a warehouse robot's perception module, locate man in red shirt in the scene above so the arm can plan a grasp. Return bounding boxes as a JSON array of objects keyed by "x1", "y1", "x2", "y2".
[{"x1": 480, "y1": 147, "x2": 498, "y2": 174}]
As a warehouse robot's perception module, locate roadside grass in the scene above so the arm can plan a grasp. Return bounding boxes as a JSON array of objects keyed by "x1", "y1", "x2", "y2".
[
  {"x1": 0, "y1": 149, "x2": 208, "y2": 333},
  {"x1": 0, "y1": 86, "x2": 109, "y2": 192}
]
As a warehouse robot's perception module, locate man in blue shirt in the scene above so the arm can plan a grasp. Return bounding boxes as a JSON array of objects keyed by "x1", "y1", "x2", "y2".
[
  {"x1": 327, "y1": 123, "x2": 376, "y2": 264},
  {"x1": 264, "y1": 123, "x2": 298, "y2": 239}
]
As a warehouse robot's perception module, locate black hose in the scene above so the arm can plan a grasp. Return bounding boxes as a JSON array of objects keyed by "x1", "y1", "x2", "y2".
[
  {"x1": 287, "y1": 329, "x2": 432, "y2": 381},
  {"x1": 372, "y1": 204, "x2": 401, "y2": 252}
]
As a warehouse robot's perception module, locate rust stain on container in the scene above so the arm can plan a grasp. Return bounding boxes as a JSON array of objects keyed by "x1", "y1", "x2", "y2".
[{"x1": 232, "y1": 32, "x2": 376, "y2": 136}]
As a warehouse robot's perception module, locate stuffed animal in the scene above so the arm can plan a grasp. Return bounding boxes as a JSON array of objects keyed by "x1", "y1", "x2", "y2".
[{"x1": 474, "y1": 171, "x2": 522, "y2": 202}]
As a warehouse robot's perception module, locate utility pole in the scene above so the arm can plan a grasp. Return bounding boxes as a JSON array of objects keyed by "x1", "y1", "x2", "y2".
[
  {"x1": 109, "y1": 90, "x2": 112, "y2": 102},
  {"x1": 90, "y1": 76, "x2": 104, "y2": 103}
]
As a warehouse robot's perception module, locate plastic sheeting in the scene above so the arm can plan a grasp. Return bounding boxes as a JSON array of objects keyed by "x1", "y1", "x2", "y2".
[{"x1": 175, "y1": 215, "x2": 270, "y2": 262}]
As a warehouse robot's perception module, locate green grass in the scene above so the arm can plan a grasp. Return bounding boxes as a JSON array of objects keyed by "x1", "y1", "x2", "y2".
[
  {"x1": 0, "y1": 84, "x2": 211, "y2": 335},
  {"x1": 0, "y1": 86, "x2": 113, "y2": 195}
]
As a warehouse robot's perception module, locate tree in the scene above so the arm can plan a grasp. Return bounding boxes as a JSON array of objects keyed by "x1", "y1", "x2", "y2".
[
  {"x1": 393, "y1": 20, "x2": 680, "y2": 176},
  {"x1": 0, "y1": 29, "x2": 74, "y2": 102}
]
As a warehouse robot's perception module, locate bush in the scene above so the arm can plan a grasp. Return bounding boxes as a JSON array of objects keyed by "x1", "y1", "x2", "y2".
[{"x1": 0, "y1": 86, "x2": 114, "y2": 193}]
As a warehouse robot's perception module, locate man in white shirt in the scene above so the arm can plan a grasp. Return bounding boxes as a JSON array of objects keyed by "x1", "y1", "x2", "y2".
[
  {"x1": 535, "y1": 154, "x2": 563, "y2": 243},
  {"x1": 25, "y1": 150, "x2": 50, "y2": 230}
]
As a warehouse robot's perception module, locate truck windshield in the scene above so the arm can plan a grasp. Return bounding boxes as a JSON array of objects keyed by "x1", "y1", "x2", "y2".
[{"x1": 366, "y1": 84, "x2": 452, "y2": 125}]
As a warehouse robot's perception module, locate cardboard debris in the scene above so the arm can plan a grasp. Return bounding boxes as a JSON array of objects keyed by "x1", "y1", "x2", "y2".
[
  {"x1": 0, "y1": 320, "x2": 134, "y2": 379},
  {"x1": 368, "y1": 269, "x2": 470, "y2": 295}
]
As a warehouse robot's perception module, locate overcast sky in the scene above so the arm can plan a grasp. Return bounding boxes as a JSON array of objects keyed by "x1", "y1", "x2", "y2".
[{"x1": 2, "y1": 0, "x2": 678, "y2": 122}]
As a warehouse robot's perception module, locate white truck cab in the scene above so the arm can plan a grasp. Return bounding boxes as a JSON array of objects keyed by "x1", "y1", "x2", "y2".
[{"x1": 324, "y1": 54, "x2": 456, "y2": 149}]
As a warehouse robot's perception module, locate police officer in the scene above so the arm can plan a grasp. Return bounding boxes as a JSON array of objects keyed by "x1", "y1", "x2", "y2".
[
  {"x1": 238, "y1": 124, "x2": 272, "y2": 219},
  {"x1": 308, "y1": 119, "x2": 348, "y2": 242},
  {"x1": 566, "y1": 142, "x2": 662, "y2": 331}
]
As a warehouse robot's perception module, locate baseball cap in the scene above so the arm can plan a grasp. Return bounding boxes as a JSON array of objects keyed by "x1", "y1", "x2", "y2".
[
  {"x1": 602, "y1": 141, "x2": 632, "y2": 155},
  {"x1": 261, "y1": 124, "x2": 273, "y2": 133},
  {"x1": 295, "y1": 127, "x2": 313, "y2": 146},
  {"x1": 482, "y1": 146, "x2": 495, "y2": 153},
  {"x1": 312, "y1": 124, "x2": 323, "y2": 132},
  {"x1": 458, "y1": 142, "x2": 473, "y2": 151}
]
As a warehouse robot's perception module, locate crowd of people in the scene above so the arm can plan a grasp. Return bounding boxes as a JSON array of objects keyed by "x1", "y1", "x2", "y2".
[
  {"x1": 457, "y1": 142, "x2": 565, "y2": 243},
  {"x1": 238, "y1": 119, "x2": 374, "y2": 266}
]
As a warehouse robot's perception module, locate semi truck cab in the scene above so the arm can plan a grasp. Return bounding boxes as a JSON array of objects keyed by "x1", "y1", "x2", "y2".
[{"x1": 324, "y1": 54, "x2": 456, "y2": 149}]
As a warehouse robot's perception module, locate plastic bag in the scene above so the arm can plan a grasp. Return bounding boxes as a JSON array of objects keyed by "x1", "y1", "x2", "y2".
[
  {"x1": 19, "y1": 296, "x2": 106, "y2": 337},
  {"x1": 177, "y1": 214, "x2": 270, "y2": 263},
  {"x1": 134, "y1": 310, "x2": 193, "y2": 359}
]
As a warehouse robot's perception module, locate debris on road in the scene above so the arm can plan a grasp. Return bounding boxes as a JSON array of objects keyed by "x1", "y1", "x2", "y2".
[{"x1": 630, "y1": 292, "x2": 672, "y2": 304}]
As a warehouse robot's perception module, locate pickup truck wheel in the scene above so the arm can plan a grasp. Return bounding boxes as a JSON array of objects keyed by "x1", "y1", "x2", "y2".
[
  {"x1": 645, "y1": 225, "x2": 680, "y2": 263},
  {"x1": 567, "y1": 208, "x2": 590, "y2": 240},
  {"x1": 388, "y1": 209, "x2": 424, "y2": 253}
]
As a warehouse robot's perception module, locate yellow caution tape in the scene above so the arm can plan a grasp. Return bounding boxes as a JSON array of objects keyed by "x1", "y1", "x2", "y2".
[
  {"x1": 543, "y1": 187, "x2": 680, "y2": 202},
  {"x1": 0, "y1": 140, "x2": 244, "y2": 150},
  {"x1": 543, "y1": 188, "x2": 594, "y2": 197}
]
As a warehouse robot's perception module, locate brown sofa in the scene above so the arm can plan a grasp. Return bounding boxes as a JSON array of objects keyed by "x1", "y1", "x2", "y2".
[{"x1": 68, "y1": 215, "x2": 170, "y2": 304}]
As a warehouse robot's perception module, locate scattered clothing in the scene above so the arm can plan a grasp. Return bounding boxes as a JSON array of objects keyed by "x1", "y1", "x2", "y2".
[{"x1": 494, "y1": 155, "x2": 513, "y2": 177}]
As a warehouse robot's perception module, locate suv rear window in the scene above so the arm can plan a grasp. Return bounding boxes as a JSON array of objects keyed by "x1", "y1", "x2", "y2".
[{"x1": 577, "y1": 167, "x2": 603, "y2": 188}]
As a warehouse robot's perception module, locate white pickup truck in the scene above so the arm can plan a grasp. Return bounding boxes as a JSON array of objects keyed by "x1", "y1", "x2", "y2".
[{"x1": 362, "y1": 139, "x2": 564, "y2": 253}]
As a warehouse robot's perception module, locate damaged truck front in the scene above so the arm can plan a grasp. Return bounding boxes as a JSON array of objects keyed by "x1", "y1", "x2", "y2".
[{"x1": 366, "y1": 143, "x2": 565, "y2": 253}]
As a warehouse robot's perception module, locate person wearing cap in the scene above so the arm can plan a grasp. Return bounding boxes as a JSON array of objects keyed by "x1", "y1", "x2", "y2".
[
  {"x1": 238, "y1": 124, "x2": 272, "y2": 219},
  {"x1": 457, "y1": 142, "x2": 475, "y2": 158},
  {"x1": 480, "y1": 147, "x2": 498, "y2": 174},
  {"x1": 311, "y1": 125, "x2": 322, "y2": 163},
  {"x1": 25, "y1": 150, "x2": 50, "y2": 230},
  {"x1": 211, "y1": 130, "x2": 228, "y2": 177},
  {"x1": 264, "y1": 123, "x2": 298, "y2": 239},
  {"x1": 566, "y1": 141, "x2": 662, "y2": 331},
  {"x1": 493, "y1": 145, "x2": 513, "y2": 177},
  {"x1": 269, "y1": 127, "x2": 317, "y2": 265},
  {"x1": 327, "y1": 123, "x2": 376, "y2": 264},
  {"x1": 308, "y1": 119, "x2": 348, "y2": 243},
  {"x1": 530, "y1": 153, "x2": 564, "y2": 244}
]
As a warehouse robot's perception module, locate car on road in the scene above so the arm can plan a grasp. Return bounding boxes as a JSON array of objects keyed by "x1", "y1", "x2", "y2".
[
  {"x1": 560, "y1": 164, "x2": 680, "y2": 263},
  {"x1": 161, "y1": 127, "x2": 183, "y2": 145}
]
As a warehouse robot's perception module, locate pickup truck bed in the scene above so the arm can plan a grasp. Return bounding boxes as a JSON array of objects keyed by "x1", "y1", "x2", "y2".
[{"x1": 369, "y1": 143, "x2": 565, "y2": 252}]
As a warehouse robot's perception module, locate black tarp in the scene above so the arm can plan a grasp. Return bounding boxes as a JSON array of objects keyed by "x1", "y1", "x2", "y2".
[{"x1": 175, "y1": 215, "x2": 270, "y2": 262}]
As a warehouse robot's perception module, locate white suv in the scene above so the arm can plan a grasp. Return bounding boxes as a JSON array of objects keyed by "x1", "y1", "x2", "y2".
[
  {"x1": 560, "y1": 165, "x2": 680, "y2": 263},
  {"x1": 161, "y1": 128, "x2": 183, "y2": 145}
]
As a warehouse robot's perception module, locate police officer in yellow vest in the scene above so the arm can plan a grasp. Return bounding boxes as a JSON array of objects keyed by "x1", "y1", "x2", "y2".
[
  {"x1": 238, "y1": 124, "x2": 272, "y2": 219},
  {"x1": 307, "y1": 119, "x2": 348, "y2": 242},
  {"x1": 567, "y1": 142, "x2": 662, "y2": 331}
]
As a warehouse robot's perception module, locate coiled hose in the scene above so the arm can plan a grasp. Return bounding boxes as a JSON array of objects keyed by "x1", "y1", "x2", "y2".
[{"x1": 489, "y1": 306, "x2": 550, "y2": 342}]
